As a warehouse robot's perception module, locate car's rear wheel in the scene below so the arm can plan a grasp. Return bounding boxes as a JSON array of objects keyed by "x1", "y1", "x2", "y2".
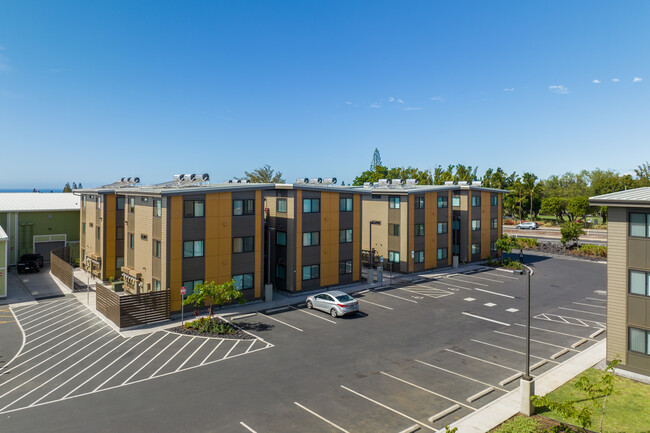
[
  {"x1": 330, "y1": 308, "x2": 338, "y2": 318},
  {"x1": 306, "y1": 300, "x2": 313, "y2": 309}
]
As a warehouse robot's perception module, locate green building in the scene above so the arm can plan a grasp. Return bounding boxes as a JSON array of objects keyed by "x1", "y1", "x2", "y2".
[
  {"x1": 0, "y1": 225, "x2": 7, "y2": 298},
  {"x1": 0, "y1": 193, "x2": 81, "y2": 270}
]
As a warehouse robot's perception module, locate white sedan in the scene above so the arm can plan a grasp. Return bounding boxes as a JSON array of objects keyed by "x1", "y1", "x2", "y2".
[{"x1": 306, "y1": 290, "x2": 359, "y2": 317}]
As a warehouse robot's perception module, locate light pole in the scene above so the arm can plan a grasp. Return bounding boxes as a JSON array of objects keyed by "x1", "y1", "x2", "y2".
[
  {"x1": 368, "y1": 220, "x2": 381, "y2": 283},
  {"x1": 521, "y1": 264, "x2": 535, "y2": 415}
]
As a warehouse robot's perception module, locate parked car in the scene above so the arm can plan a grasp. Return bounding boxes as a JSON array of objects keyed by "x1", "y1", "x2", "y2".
[
  {"x1": 16, "y1": 253, "x2": 44, "y2": 273},
  {"x1": 306, "y1": 290, "x2": 359, "y2": 317},
  {"x1": 516, "y1": 222, "x2": 538, "y2": 230}
]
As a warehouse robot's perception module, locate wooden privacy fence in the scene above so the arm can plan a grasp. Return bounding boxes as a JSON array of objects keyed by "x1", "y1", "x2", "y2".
[
  {"x1": 96, "y1": 282, "x2": 170, "y2": 329},
  {"x1": 50, "y1": 247, "x2": 74, "y2": 290}
]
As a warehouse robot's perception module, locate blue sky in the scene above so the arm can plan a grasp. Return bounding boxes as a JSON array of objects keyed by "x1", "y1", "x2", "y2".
[{"x1": 1, "y1": 1, "x2": 648, "y2": 189}]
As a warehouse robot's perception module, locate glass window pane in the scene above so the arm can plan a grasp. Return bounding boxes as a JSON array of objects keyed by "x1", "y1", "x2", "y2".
[
  {"x1": 184, "y1": 201, "x2": 193, "y2": 217},
  {"x1": 313, "y1": 232, "x2": 319, "y2": 245},
  {"x1": 233, "y1": 238, "x2": 243, "y2": 253},
  {"x1": 194, "y1": 201, "x2": 204, "y2": 217},
  {"x1": 303, "y1": 233, "x2": 310, "y2": 246},
  {"x1": 194, "y1": 241, "x2": 203, "y2": 257},
  {"x1": 278, "y1": 199, "x2": 287, "y2": 213},
  {"x1": 312, "y1": 265, "x2": 319, "y2": 278},
  {"x1": 277, "y1": 232, "x2": 286, "y2": 246},
  {"x1": 302, "y1": 266, "x2": 310, "y2": 280},
  {"x1": 233, "y1": 200, "x2": 243, "y2": 215},
  {"x1": 452, "y1": 196, "x2": 460, "y2": 207},
  {"x1": 630, "y1": 328, "x2": 646, "y2": 353},
  {"x1": 313, "y1": 199, "x2": 320, "y2": 213},
  {"x1": 303, "y1": 199, "x2": 311, "y2": 213},
  {"x1": 244, "y1": 274, "x2": 253, "y2": 289},
  {"x1": 630, "y1": 271, "x2": 646, "y2": 295},
  {"x1": 630, "y1": 213, "x2": 646, "y2": 237},
  {"x1": 233, "y1": 275, "x2": 243, "y2": 290},
  {"x1": 183, "y1": 241, "x2": 193, "y2": 257}
]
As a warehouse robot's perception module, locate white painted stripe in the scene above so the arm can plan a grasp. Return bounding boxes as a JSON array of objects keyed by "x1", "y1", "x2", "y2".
[
  {"x1": 200, "y1": 339, "x2": 224, "y2": 365},
  {"x1": 458, "y1": 274, "x2": 505, "y2": 283},
  {"x1": 445, "y1": 349, "x2": 520, "y2": 373},
  {"x1": 22, "y1": 309, "x2": 89, "y2": 335},
  {"x1": 357, "y1": 298, "x2": 393, "y2": 310},
  {"x1": 30, "y1": 335, "x2": 121, "y2": 406},
  {"x1": 461, "y1": 312, "x2": 510, "y2": 327},
  {"x1": 474, "y1": 288, "x2": 515, "y2": 299},
  {"x1": 489, "y1": 271, "x2": 519, "y2": 280},
  {"x1": 19, "y1": 318, "x2": 103, "y2": 360},
  {"x1": 493, "y1": 331, "x2": 578, "y2": 351},
  {"x1": 397, "y1": 287, "x2": 453, "y2": 299},
  {"x1": 14, "y1": 299, "x2": 77, "y2": 321},
  {"x1": 289, "y1": 306, "x2": 337, "y2": 323},
  {"x1": 240, "y1": 421, "x2": 258, "y2": 433},
  {"x1": 176, "y1": 338, "x2": 209, "y2": 372},
  {"x1": 428, "y1": 280, "x2": 473, "y2": 291},
  {"x1": 0, "y1": 307, "x2": 27, "y2": 373},
  {"x1": 122, "y1": 334, "x2": 182, "y2": 385},
  {"x1": 373, "y1": 290, "x2": 418, "y2": 303},
  {"x1": 428, "y1": 404, "x2": 461, "y2": 423},
  {"x1": 414, "y1": 360, "x2": 507, "y2": 391},
  {"x1": 498, "y1": 372, "x2": 523, "y2": 386},
  {"x1": 398, "y1": 424, "x2": 421, "y2": 433},
  {"x1": 230, "y1": 313, "x2": 257, "y2": 320},
  {"x1": 451, "y1": 278, "x2": 488, "y2": 287},
  {"x1": 95, "y1": 333, "x2": 167, "y2": 391},
  {"x1": 340, "y1": 386, "x2": 436, "y2": 431},
  {"x1": 380, "y1": 372, "x2": 473, "y2": 410},
  {"x1": 294, "y1": 402, "x2": 350, "y2": 433},
  {"x1": 571, "y1": 338, "x2": 588, "y2": 348},
  {"x1": 513, "y1": 323, "x2": 598, "y2": 340},
  {"x1": 469, "y1": 339, "x2": 557, "y2": 363},
  {"x1": 551, "y1": 349, "x2": 569, "y2": 360},
  {"x1": 357, "y1": 289, "x2": 370, "y2": 294},
  {"x1": 572, "y1": 302, "x2": 606, "y2": 309},
  {"x1": 21, "y1": 304, "x2": 85, "y2": 328},
  {"x1": 257, "y1": 312, "x2": 303, "y2": 332},
  {"x1": 223, "y1": 340, "x2": 240, "y2": 359},
  {"x1": 585, "y1": 297, "x2": 606, "y2": 302},
  {"x1": 150, "y1": 336, "x2": 195, "y2": 378},
  {"x1": 589, "y1": 329, "x2": 606, "y2": 339},
  {"x1": 558, "y1": 307, "x2": 606, "y2": 317},
  {"x1": 466, "y1": 387, "x2": 494, "y2": 403},
  {"x1": 23, "y1": 314, "x2": 96, "y2": 347},
  {"x1": 530, "y1": 360, "x2": 547, "y2": 371},
  {"x1": 244, "y1": 340, "x2": 256, "y2": 354}
]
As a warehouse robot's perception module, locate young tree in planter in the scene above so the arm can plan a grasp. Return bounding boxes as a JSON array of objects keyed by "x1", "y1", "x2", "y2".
[
  {"x1": 560, "y1": 221, "x2": 585, "y2": 246},
  {"x1": 495, "y1": 234, "x2": 520, "y2": 262},
  {"x1": 182, "y1": 279, "x2": 246, "y2": 317}
]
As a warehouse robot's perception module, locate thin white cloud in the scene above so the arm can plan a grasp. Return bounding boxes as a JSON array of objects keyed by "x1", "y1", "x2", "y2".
[
  {"x1": 397, "y1": 98, "x2": 404, "y2": 103},
  {"x1": 369, "y1": 103, "x2": 381, "y2": 109},
  {"x1": 612, "y1": 78, "x2": 620, "y2": 82},
  {"x1": 592, "y1": 79, "x2": 601, "y2": 84},
  {"x1": 344, "y1": 101, "x2": 352, "y2": 105},
  {"x1": 430, "y1": 96, "x2": 444, "y2": 102},
  {"x1": 548, "y1": 85, "x2": 570, "y2": 94},
  {"x1": 633, "y1": 77, "x2": 643, "y2": 83},
  {"x1": 504, "y1": 88, "x2": 515, "y2": 92},
  {"x1": 399, "y1": 107, "x2": 423, "y2": 111},
  {"x1": 0, "y1": 44, "x2": 5, "y2": 51},
  {"x1": 388, "y1": 97, "x2": 395, "y2": 102}
]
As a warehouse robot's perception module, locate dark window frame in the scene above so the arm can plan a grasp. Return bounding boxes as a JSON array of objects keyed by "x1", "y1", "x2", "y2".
[
  {"x1": 339, "y1": 229, "x2": 353, "y2": 243},
  {"x1": 339, "y1": 260, "x2": 353, "y2": 275},
  {"x1": 303, "y1": 231, "x2": 320, "y2": 247},
  {"x1": 233, "y1": 236, "x2": 255, "y2": 253},
  {"x1": 339, "y1": 198, "x2": 353, "y2": 212},
  {"x1": 415, "y1": 224, "x2": 425, "y2": 236},
  {"x1": 303, "y1": 198, "x2": 320, "y2": 213},
  {"x1": 302, "y1": 264, "x2": 320, "y2": 280},
  {"x1": 437, "y1": 197, "x2": 448, "y2": 208},
  {"x1": 233, "y1": 199, "x2": 255, "y2": 216},
  {"x1": 233, "y1": 273, "x2": 254, "y2": 290},
  {"x1": 184, "y1": 200, "x2": 205, "y2": 218},
  {"x1": 277, "y1": 198, "x2": 287, "y2": 213},
  {"x1": 183, "y1": 240, "x2": 204, "y2": 258}
]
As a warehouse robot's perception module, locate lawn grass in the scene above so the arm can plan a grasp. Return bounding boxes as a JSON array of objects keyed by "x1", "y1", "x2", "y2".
[{"x1": 536, "y1": 368, "x2": 650, "y2": 433}]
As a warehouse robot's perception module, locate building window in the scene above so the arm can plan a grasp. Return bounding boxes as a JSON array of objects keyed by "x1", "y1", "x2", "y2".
[
  {"x1": 129, "y1": 233, "x2": 134, "y2": 249},
  {"x1": 339, "y1": 229, "x2": 353, "y2": 243},
  {"x1": 389, "y1": 224, "x2": 400, "y2": 236},
  {"x1": 388, "y1": 251, "x2": 400, "y2": 263},
  {"x1": 140, "y1": 234, "x2": 148, "y2": 241},
  {"x1": 233, "y1": 274, "x2": 254, "y2": 290},
  {"x1": 437, "y1": 222, "x2": 448, "y2": 234},
  {"x1": 491, "y1": 218, "x2": 498, "y2": 229},
  {"x1": 277, "y1": 199, "x2": 287, "y2": 213},
  {"x1": 415, "y1": 197, "x2": 425, "y2": 209},
  {"x1": 629, "y1": 327, "x2": 650, "y2": 355},
  {"x1": 302, "y1": 265, "x2": 320, "y2": 280},
  {"x1": 414, "y1": 251, "x2": 424, "y2": 264},
  {"x1": 389, "y1": 197, "x2": 400, "y2": 209},
  {"x1": 117, "y1": 197, "x2": 125, "y2": 210},
  {"x1": 415, "y1": 224, "x2": 425, "y2": 236},
  {"x1": 630, "y1": 270, "x2": 650, "y2": 296},
  {"x1": 276, "y1": 231, "x2": 287, "y2": 246},
  {"x1": 184, "y1": 200, "x2": 205, "y2": 218},
  {"x1": 490, "y1": 241, "x2": 497, "y2": 252},
  {"x1": 452, "y1": 244, "x2": 460, "y2": 255},
  {"x1": 183, "y1": 240, "x2": 204, "y2": 258},
  {"x1": 491, "y1": 195, "x2": 498, "y2": 206},
  {"x1": 182, "y1": 279, "x2": 204, "y2": 296},
  {"x1": 233, "y1": 199, "x2": 255, "y2": 216},
  {"x1": 437, "y1": 248, "x2": 448, "y2": 260},
  {"x1": 141, "y1": 197, "x2": 148, "y2": 203},
  {"x1": 339, "y1": 260, "x2": 353, "y2": 275},
  {"x1": 452, "y1": 196, "x2": 460, "y2": 207},
  {"x1": 452, "y1": 220, "x2": 460, "y2": 230},
  {"x1": 630, "y1": 213, "x2": 650, "y2": 237},
  {"x1": 98, "y1": 197, "x2": 102, "y2": 210},
  {"x1": 116, "y1": 226, "x2": 124, "y2": 240},
  {"x1": 303, "y1": 232, "x2": 320, "y2": 247},
  {"x1": 233, "y1": 236, "x2": 254, "y2": 253},
  {"x1": 340, "y1": 198, "x2": 353, "y2": 212},
  {"x1": 437, "y1": 197, "x2": 448, "y2": 208},
  {"x1": 472, "y1": 220, "x2": 481, "y2": 231},
  {"x1": 303, "y1": 198, "x2": 320, "y2": 213},
  {"x1": 116, "y1": 256, "x2": 123, "y2": 271},
  {"x1": 472, "y1": 196, "x2": 481, "y2": 206},
  {"x1": 276, "y1": 264, "x2": 286, "y2": 279},
  {"x1": 82, "y1": 223, "x2": 86, "y2": 235},
  {"x1": 82, "y1": 196, "x2": 86, "y2": 208},
  {"x1": 154, "y1": 240, "x2": 161, "y2": 258},
  {"x1": 153, "y1": 280, "x2": 161, "y2": 291},
  {"x1": 129, "y1": 197, "x2": 135, "y2": 213},
  {"x1": 154, "y1": 199, "x2": 162, "y2": 217},
  {"x1": 471, "y1": 243, "x2": 480, "y2": 254},
  {"x1": 96, "y1": 227, "x2": 101, "y2": 240}
]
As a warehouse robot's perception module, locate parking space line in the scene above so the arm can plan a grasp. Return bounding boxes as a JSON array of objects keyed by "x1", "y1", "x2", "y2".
[
  {"x1": 466, "y1": 387, "x2": 494, "y2": 403},
  {"x1": 121, "y1": 334, "x2": 181, "y2": 384},
  {"x1": 23, "y1": 314, "x2": 96, "y2": 347},
  {"x1": 427, "y1": 280, "x2": 472, "y2": 291},
  {"x1": 461, "y1": 312, "x2": 510, "y2": 326},
  {"x1": 22, "y1": 310, "x2": 89, "y2": 336},
  {"x1": 21, "y1": 304, "x2": 86, "y2": 329},
  {"x1": 340, "y1": 386, "x2": 436, "y2": 432},
  {"x1": 176, "y1": 338, "x2": 209, "y2": 372},
  {"x1": 289, "y1": 306, "x2": 337, "y2": 324},
  {"x1": 357, "y1": 298, "x2": 393, "y2": 310},
  {"x1": 458, "y1": 274, "x2": 505, "y2": 284},
  {"x1": 294, "y1": 402, "x2": 350, "y2": 433},
  {"x1": 224, "y1": 340, "x2": 240, "y2": 359},
  {"x1": 200, "y1": 340, "x2": 224, "y2": 365},
  {"x1": 589, "y1": 329, "x2": 606, "y2": 338},
  {"x1": 244, "y1": 340, "x2": 256, "y2": 354},
  {"x1": 558, "y1": 307, "x2": 606, "y2": 317},
  {"x1": 13, "y1": 300, "x2": 77, "y2": 321},
  {"x1": 585, "y1": 297, "x2": 606, "y2": 302},
  {"x1": 397, "y1": 286, "x2": 453, "y2": 298},
  {"x1": 428, "y1": 404, "x2": 461, "y2": 423},
  {"x1": 240, "y1": 421, "x2": 258, "y2": 433},
  {"x1": 499, "y1": 372, "x2": 523, "y2": 387},
  {"x1": 19, "y1": 317, "x2": 103, "y2": 359},
  {"x1": 572, "y1": 302, "x2": 606, "y2": 309},
  {"x1": 470, "y1": 339, "x2": 558, "y2": 364},
  {"x1": 151, "y1": 336, "x2": 195, "y2": 377},
  {"x1": 489, "y1": 271, "x2": 519, "y2": 280},
  {"x1": 372, "y1": 290, "x2": 418, "y2": 303},
  {"x1": 493, "y1": 331, "x2": 579, "y2": 351},
  {"x1": 514, "y1": 323, "x2": 598, "y2": 340},
  {"x1": 534, "y1": 313, "x2": 605, "y2": 328},
  {"x1": 445, "y1": 349, "x2": 520, "y2": 373},
  {"x1": 449, "y1": 278, "x2": 488, "y2": 287},
  {"x1": 257, "y1": 312, "x2": 304, "y2": 332},
  {"x1": 474, "y1": 288, "x2": 515, "y2": 299},
  {"x1": 380, "y1": 372, "x2": 474, "y2": 410},
  {"x1": 414, "y1": 360, "x2": 507, "y2": 392}
]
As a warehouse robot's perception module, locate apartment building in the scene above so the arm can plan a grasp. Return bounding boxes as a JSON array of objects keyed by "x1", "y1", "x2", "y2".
[
  {"x1": 361, "y1": 180, "x2": 505, "y2": 273},
  {"x1": 590, "y1": 187, "x2": 650, "y2": 377}
]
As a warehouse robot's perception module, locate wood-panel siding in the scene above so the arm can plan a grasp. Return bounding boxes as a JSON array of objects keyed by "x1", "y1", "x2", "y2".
[
  {"x1": 205, "y1": 192, "x2": 233, "y2": 288},
  {"x1": 353, "y1": 195, "x2": 361, "y2": 280},
  {"x1": 169, "y1": 196, "x2": 183, "y2": 312},
  {"x1": 424, "y1": 192, "x2": 437, "y2": 269},
  {"x1": 607, "y1": 207, "x2": 628, "y2": 363},
  {"x1": 134, "y1": 197, "x2": 153, "y2": 289},
  {"x1": 254, "y1": 190, "x2": 262, "y2": 298},
  {"x1": 105, "y1": 194, "x2": 116, "y2": 279},
  {"x1": 408, "y1": 195, "x2": 414, "y2": 272},
  {"x1": 320, "y1": 192, "x2": 339, "y2": 286},
  {"x1": 447, "y1": 191, "x2": 452, "y2": 266},
  {"x1": 481, "y1": 191, "x2": 490, "y2": 259},
  {"x1": 296, "y1": 190, "x2": 302, "y2": 291}
]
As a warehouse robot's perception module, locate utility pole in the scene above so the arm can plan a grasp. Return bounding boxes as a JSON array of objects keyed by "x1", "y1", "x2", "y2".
[{"x1": 520, "y1": 265, "x2": 535, "y2": 415}]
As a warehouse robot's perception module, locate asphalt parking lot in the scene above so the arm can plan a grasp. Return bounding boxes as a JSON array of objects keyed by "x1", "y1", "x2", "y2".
[{"x1": 0, "y1": 255, "x2": 607, "y2": 433}]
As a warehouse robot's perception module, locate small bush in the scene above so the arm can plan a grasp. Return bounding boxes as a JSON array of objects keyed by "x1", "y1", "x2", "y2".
[
  {"x1": 518, "y1": 237, "x2": 539, "y2": 249},
  {"x1": 184, "y1": 317, "x2": 236, "y2": 335},
  {"x1": 504, "y1": 219, "x2": 515, "y2": 225},
  {"x1": 577, "y1": 244, "x2": 607, "y2": 258},
  {"x1": 502, "y1": 258, "x2": 524, "y2": 270},
  {"x1": 494, "y1": 416, "x2": 540, "y2": 433}
]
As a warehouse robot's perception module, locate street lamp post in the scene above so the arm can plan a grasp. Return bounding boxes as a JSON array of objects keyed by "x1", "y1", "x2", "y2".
[
  {"x1": 521, "y1": 265, "x2": 535, "y2": 415},
  {"x1": 368, "y1": 220, "x2": 381, "y2": 283}
]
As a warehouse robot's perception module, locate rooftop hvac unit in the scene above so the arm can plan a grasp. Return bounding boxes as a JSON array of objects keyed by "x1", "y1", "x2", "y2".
[
  {"x1": 322, "y1": 177, "x2": 337, "y2": 185},
  {"x1": 309, "y1": 178, "x2": 323, "y2": 184},
  {"x1": 241, "y1": 179, "x2": 250, "y2": 183},
  {"x1": 458, "y1": 181, "x2": 468, "y2": 186},
  {"x1": 471, "y1": 181, "x2": 482, "y2": 186},
  {"x1": 378, "y1": 179, "x2": 389, "y2": 186},
  {"x1": 363, "y1": 182, "x2": 371, "y2": 187},
  {"x1": 173, "y1": 174, "x2": 182, "y2": 182},
  {"x1": 296, "y1": 178, "x2": 309, "y2": 184},
  {"x1": 405, "y1": 179, "x2": 418, "y2": 186},
  {"x1": 444, "y1": 181, "x2": 454, "y2": 186},
  {"x1": 226, "y1": 180, "x2": 234, "y2": 183}
]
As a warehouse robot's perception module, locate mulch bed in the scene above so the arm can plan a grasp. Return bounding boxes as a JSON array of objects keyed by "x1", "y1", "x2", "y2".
[
  {"x1": 168, "y1": 317, "x2": 255, "y2": 340},
  {"x1": 528, "y1": 242, "x2": 605, "y2": 261},
  {"x1": 489, "y1": 414, "x2": 596, "y2": 432}
]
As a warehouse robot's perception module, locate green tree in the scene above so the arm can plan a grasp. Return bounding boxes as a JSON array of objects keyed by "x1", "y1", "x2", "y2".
[
  {"x1": 182, "y1": 279, "x2": 246, "y2": 316},
  {"x1": 78, "y1": 182, "x2": 83, "y2": 189},
  {"x1": 560, "y1": 221, "x2": 585, "y2": 245},
  {"x1": 522, "y1": 172, "x2": 541, "y2": 219},
  {"x1": 540, "y1": 197, "x2": 567, "y2": 224},
  {"x1": 243, "y1": 164, "x2": 285, "y2": 183},
  {"x1": 481, "y1": 167, "x2": 510, "y2": 189},
  {"x1": 370, "y1": 148, "x2": 382, "y2": 170},
  {"x1": 566, "y1": 196, "x2": 591, "y2": 222},
  {"x1": 495, "y1": 234, "x2": 520, "y2": 261},
  {"x1": 353, "y1": 165, "x2": 432, "y2": 186},
  {"x1": 62, "y1": 182, "x2": 72, "y2": 192}
]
